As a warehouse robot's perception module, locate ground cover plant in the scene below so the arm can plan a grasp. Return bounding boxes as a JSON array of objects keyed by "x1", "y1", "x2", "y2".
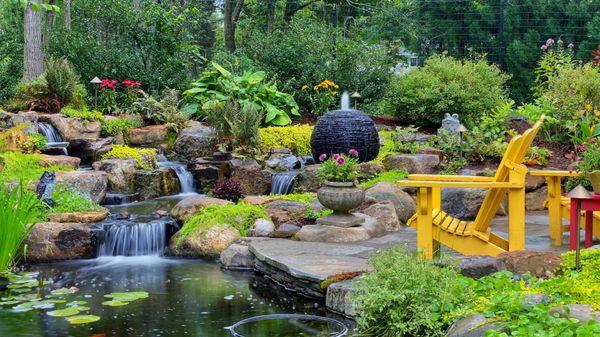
[
  {"x1": 49, "y1": 183, "x2": 102, "y2": 214},
  {"x1": 178, "y1": 203, "x2": 269, "y2": 239},
  {"x1": 101, "y1": 145, "x2": 157, "y2": 170},
  {"x1": 0, "y1": 151, "x2": 69, "y2": 182}
]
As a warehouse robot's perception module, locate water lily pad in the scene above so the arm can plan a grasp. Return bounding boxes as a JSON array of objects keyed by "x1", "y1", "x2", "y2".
[
  {"x1": 67, "y1": 301, "x2": 87, "y2": 306},
  {"x1": 50, "y1": 288, "x2": 76, "y2": 296},
  {"x1": 0, "y1": 300, "x2": 21, "y2": 306},
  {"x1": 102, "y1": 300, "x2": 129, "y2": 307},
  {"x1": 47, "y1": 307, "x2": 80, "y2": 317},
  {"x1": 32, "y1": 301, "x2": 55, "y2": 310},
  {"x1": 104, "y1": 291, "x2": 148, "y2": 302},
  {"x1": 66, "y1": 315, "x2": 100, "y2": 325}
]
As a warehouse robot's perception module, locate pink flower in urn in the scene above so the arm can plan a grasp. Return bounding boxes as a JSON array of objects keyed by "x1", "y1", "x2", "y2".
[
  {"x1": 349, "y1": 149, "x2": 359, "y2": 157},
  {"x1": 318, "y1": 153, "x2": 327, "y2": 162},
  {"x1": 336, "y1": 156, "x2": 346, "y2": 165}
]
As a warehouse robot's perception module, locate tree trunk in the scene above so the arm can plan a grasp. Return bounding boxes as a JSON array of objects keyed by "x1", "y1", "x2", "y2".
[
  {"x1": 42, "y1": 0, "x2": 56, "y2": 54},
  {"x1": 62, "y1": 0, "x2": 71, "y2": 30},
  {"x1": 24, "y1": 0, "x2": 45, "y2": 82},
  {"x1": 267, "y1": 0, "x2": 275, "y2": 33},
  {"x1": 224, "y1": 0, "x2": 244, "y2": 52}
]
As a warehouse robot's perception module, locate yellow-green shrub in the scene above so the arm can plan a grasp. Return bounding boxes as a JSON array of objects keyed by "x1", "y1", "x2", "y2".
[
  {"x1": 101, "y1": 145, "x2": 157, "y2": 170},
  {"x1": 259, "y1": 125, "x2": 313, "y2": 155},
  {"x1": 0, "y1": 152, "x2": 70, "y2": 182}
]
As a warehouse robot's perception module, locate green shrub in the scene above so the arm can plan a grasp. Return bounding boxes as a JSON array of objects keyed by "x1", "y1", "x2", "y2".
[
  {"x1": 579, "y1": 140, "x2": 600, "y2": 174},
  {"x1": 0, "y1": 182, "x2": 46, "y2": 272},
  {"x1": 205, "y1": 101, "x2": 261, "y2": 156},
  {"x1": 101, "y1": 115, "x2": 143, "y2": 137},
  {"x1": 50, "y1": 183, "x2": 102, "y2": 214},
  {"x1": 61, "y1": 107, "x2": 103, "y2": 122},
  {"x1": 379, "y1": 54, "x2": 509, "y2": 127},
  {"x1": 265, "y1": 193, "x2": 316, "y2": 204},
  {"x1": 21, "y1": 133, "x2": 46, "y2": 153},
  {"x1": 258, "y1": 125, "x2": 313, "y2": 156},
  {"x1": 355, "y1": 247, "x2": 471, "y2": 337},
  {"x1": 392, "y1": 126, "x2": 423, "y2": 154},
  {"x1": 131, "y1": 89, "x2": 190, "y2": 132},
  {"x1": 373, "y1": 130, "x2": 396, "y2": 165},
  {"x1": 184, "y1": 62, "x2": 300, "y2": 126},
  {"x1": 359, "y1": 169, "x2": 408, "y2": 189},
  {"x1": 101, "y1": 145, "x2": 157, "y2": 170},
  {"x1": 0, "y1": 152, "x2": 69, "y2": 182},
  {"x1": 179, "y1": 203, "x2": 268, "y2": 240}
]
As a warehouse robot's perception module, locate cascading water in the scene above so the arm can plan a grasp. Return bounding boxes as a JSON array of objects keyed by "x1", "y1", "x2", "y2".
[
  {"x1": 157, "y1": 157, "x2": 195, "y2": 193},
  {"x1": 270, "y1": 171, "x2": 298, "y2": 195},
  {"x1": 38, "y1": 122, "x2": 68, "y2": 155},
  {"x1": 98, "y1": 220, "x2": 168, "y2": 256}
]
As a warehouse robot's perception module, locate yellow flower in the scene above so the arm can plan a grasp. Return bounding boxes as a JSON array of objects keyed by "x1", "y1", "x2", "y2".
[
  {"x1": 301, "y1": 85, "x2": 308, "y2": 90},
  {"x1": 586, "y1": 103, "x2": 592, "y2": 112}
]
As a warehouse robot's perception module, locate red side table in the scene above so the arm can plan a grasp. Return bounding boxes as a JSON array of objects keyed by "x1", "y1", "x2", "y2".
[{"x1": 569, "y1": 194, "x2": 598, "y2": 250}]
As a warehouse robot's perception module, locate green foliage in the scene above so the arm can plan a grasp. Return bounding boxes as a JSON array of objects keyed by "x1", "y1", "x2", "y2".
[
  {"x1": 392, "y1": 126, "x2": 423, "y2": 154},
  {"x1": 0, "y1": 152, "x2": 69, "y2": 182},
  {"x1": 184, "y1": 62, "x2": 299, "y2": 126},
  {"x1": 266, "y1": 193, "x2": 316, "y2": 204},
  {"x1": 373, "y1": 130, "x2": 396, "y2": 165},
  {"x1": 60, "y1": 107, "x2": 103, "y2": 122},
  {"x1": 579, "y1": 140, "x2": 600, "y2": 173},
  {"x1": 179, "y1": 203, "x2": 268, "y2": 239},
  {"x1": 0, "y1": 182, "x2": 45, "y2": 272},
  {"x1": 258, "y1": 125, "x2": 313, "y2": 156},
  {"x1": 50, "y1": 184, "x2": 102, "y2": 214},
  {"x1": 204, "y1": 101, "x2": 261, "y2": 156},
  {"x1": 131, "y1": 89, "x2": 190, "y2": 132},
  {"x1": 379, "y1": 54, "x2": 509, "y2": 127},
  {"x1": 359, "y1": 169, "x2": 409, "y2": 189},
  {"x1": 101, "y1": 115, "x2": 143, "y2": 137},
  {"x1": 20, "y1": 133, "x2": 46, "y2": 153},
  {"x1": 305, "y1": 206, "x2": 332, "y2": 221},
  {"x1": 355, "y1": 247, "x2": 471, "y2": 337},
  {"x1": 101, "y1": 145, "x2": 157, "y2": 170},
  {"x1": 316, "y1": 153, "x2": 359, "y2": 183}
]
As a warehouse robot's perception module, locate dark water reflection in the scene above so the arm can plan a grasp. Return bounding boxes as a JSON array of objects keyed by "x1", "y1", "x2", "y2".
[{"x1": 0, "y1": 257, "x2": 353, "y2": 337}]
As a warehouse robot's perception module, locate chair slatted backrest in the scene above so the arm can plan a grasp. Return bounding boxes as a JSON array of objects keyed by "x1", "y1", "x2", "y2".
[{"x1": 473, "y1": 117, "x2": 544, "y2": 233}]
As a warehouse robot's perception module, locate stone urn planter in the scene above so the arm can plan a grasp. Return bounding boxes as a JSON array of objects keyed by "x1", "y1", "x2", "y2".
[{"x1": 317, "y1": 181, "x2": 365, "y2": 227}]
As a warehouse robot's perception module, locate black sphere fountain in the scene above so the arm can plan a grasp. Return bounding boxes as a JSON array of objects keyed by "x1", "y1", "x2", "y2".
[{"x1": 310, "y1": 92, "x2": 379, "y2": 163}]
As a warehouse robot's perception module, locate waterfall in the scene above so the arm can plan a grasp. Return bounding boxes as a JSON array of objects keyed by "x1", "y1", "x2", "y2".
[
  {"x1": 271, "y1": 171, "x2": 298, "y2": 195},
  {"x1": 38, "y1": 122, "x2": 68, "y2": 155},
  {"x1": 98, "y1": 220, "x2": 168, "y2": 256},
  {"x1": 158, "y1": 159, "x2": 195, "y2": 193},
  {"x1": 340, "y1": 92, "x2": 350, "y2": 110}
]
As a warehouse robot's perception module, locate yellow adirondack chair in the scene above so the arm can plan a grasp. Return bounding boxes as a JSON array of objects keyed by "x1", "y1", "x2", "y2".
[
  {"x1": 396, "y1": 116, "x2": 544, "y2": 258},
  {"x1": 529, "y1": 170, "x2": 600, "y2": 246}
]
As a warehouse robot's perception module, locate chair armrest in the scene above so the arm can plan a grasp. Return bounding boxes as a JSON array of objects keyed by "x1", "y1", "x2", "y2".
[
  {"x1": 397, "y1": 180, "x2": 523, "y2": 189},
  {"x1": 529, "y1": 170, "x2": 579, "y2": 178},
  {"x1": 408, "y1": 174, "x2": 494, "y2": 182}
]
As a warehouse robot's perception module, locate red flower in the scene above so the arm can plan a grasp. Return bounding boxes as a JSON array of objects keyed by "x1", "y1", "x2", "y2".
[
  {"x1": 100, "y1": 78, "x2": 117, "y2": 90},
  {"x1": 122, "y1": 78, "x2": 141, "y2": 89}
]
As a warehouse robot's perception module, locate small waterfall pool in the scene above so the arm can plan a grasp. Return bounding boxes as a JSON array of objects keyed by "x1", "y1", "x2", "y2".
[
  {"x1": 98, "y1": 219, "x2": 169, "y2": 256},
  {"x1": 271, "y1": 171, "x2": 298, "y2": 195},
  {"x1": 157, "y1": 156, "x2": 195, "y2": 193},
  {"x1": 38, "y1": 122, "x2": 68, "y2": 155}
]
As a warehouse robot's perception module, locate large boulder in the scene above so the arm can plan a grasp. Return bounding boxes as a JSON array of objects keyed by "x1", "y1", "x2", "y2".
[
  {"x1": 229, "y1": 158, "x2": 271, "y2": 195},
  {"x1": 92, "y1": 158, "x2": 137, "y2": 193},
  {"x1": 133, "y1": 168, "x2": 180, "y2": 200},
  {"x1": 265, "y1": 151, "x2": 300, "y2": 171},
  {"x1": 383, "y1": 154, "x2": 440, "y2": 174},
  {"x1": 446, "y1": 314, "x2": 505, "y2": 337},
  {"x1": 296, "y1": 215, "x2": 385, "y2": 243},
  {"x1": 526, "y1": 186, "x2": 548, "y2": 211},
  {"x1": 248, "y1": 218, "x2": 276, "y2": 237},
  {"x1": 265, "y1": 200, "x2": 307, "y2": 226},
  {"x1": 126, "y1": 125, "x2": 169, "y2": 146},
  {"x1": 55, "y1": 170, "x2": 108, "y2": 204},
  {"x1": 39, "y1": 154, "x2": 80, "y2": 169},
  {"x1": 189, "y1": 157, "x2": 229, "y2": 192},
  {"x1": 46, "y1": 209, "x2": 109, "y2": 223},
  {"x1": 326, "y1": 281, "x2": 357, "y2": 318},
  {"x1": 171, "y1": 195, "x2": 233, "y2": 222},
  {"x1": 364, "y1": 182, "x2": 416, "y2": 224},
  {"x1": 1, "y1": 111, "x2": 39, "y2": 134},
  {"x1": 296, "y1": 165, "x2": 321, "y2": 192},
  {"x1": 69, "y1": 137, "x2": 114, "y2": 165},
  {"x1": 357, "y1": 200, "x2": 401, "y2": 231},
  {"x1": 167, "y1": 224, "x2": 241, "y2": 258},
  {"x1": 25, "y1": 222, "x2": 99, "y2": 262},
  {"x1": 220, "y1": 243, "x2": 254, "y2": 269},
  {"x1": 39, "y1": 114, "x2": 101, "y2": 140},
  {"x1": 456, "y1": 255, "x2": 506, "y2": 279},
  {"x1": 497, "y1": 250, "x2": 563, "y2": 278},
  {"x1": 441, "y1": 188, "x2": 488, "y2": 220},
  {"x1": 355, "y1": 162, "x2": 384, "y2": 181},
  {"x1": 173, "y1": 121, "x2": 216, "y2": 162}
]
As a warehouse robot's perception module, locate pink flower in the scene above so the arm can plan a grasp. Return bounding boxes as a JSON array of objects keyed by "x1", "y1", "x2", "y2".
[
  {"x1": 546, "y1": 38, "x2": 554, "y2": 46},
  {"x1": 349, "y1": 149, "x2": 359, "y2": 157},
  {"x1": 332, "y1": 154, "x2": 340, "y2": 160},
  {"x1": 540, "y1": 44, "x2": 547, "y2": 51},
  {"x1": 568, "y1": 42, "x2": 574, "y2": 49},
  {"x1": 319, "y1": 154, "x2": 327, "y2": 162},
  {"x1": 336, "y1": 156, "x2": 346, "y2": 165}
]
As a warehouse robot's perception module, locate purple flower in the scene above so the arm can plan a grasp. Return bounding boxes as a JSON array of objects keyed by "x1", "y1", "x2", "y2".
[
  {"x1": 319, "y1": 154, "x2": 327, "y2": 162},
  {"x1": 336, "y1": 156, "x2": 346, "y2": 165},
  {"x1": 568, "y1": 42, "x2": 574, "y2": 49},
  {"x1": 349, "y1": 149, "x2": 359, "y2": 157},
  {"x1": 546, "y1": 38, "x2": 555, "y2": 46},
  {"x1": 332, "y1": 154, "x2": 340, "y2": 160},
  {"x1": 541, "y1": 44, "x2": 548, "y2": 51}
]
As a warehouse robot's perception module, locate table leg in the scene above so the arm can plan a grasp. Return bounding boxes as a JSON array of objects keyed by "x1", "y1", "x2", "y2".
[
  {"x1": 570, "y1": 199, "x2": 578, "y2": 251},
  {"x1": 585, "y1": 210, "x2": 593, "y2": 248}
]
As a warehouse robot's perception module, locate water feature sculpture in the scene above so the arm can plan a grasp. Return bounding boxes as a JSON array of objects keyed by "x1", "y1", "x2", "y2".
[
  {"x1": 310, "y1": 92, "x2": 379, "y2": 163},
  {"x1": 36, "y1": 171, "x2": 57, "y2": 207}
]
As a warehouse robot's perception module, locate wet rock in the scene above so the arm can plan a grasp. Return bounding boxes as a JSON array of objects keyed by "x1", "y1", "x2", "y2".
[
  {"x1": 92, "y1": 159, "x2": 137, "y2": 193},
  {"x1": 271, "y1": 223, "x2": 301, "y2": 238},
  {"x1": 168, "y1": 224, "x2": 241, "y2": 258},
  {"x1": 155, "y1": 210, "x2": 168, "y2": 217},
  {"x1": 265, "y1": 152, "x2": 300, "y2": 171},
  {"x1": 296, "y1": 165, "x2": 321, "y2": 192},
  {"x1": 134, "y1": 168, "x2": 179, "y2": 200},
  {"x1": 364, "y1": 182, "x2": 416, "y2": 224},
  {"x1": 220, "y1": 243, "x2": 254, "y2": 269},
  {"x1": 326, "y1": 281, "x2": 356, "y2": 318},
  {"x1": 248, "y1": 219, "x2": 276, "y2": 237},
  {"x1": 446, "y1": 314, "x2": 505, "y2": 337},
  {"x1": 355, "y1": 162, "x2": 384, "y2": 181},
  {"x1": 526, "y1": 186, "x2": 548, "y2": 211},
  {"x1": 126, "y1": 125, "x2": 169, "y2": 146},
  {"x1": 442, "y1": 188, "x2": 487, "y2": 220},
  {"x1": 173, "y1": 121, "x2": 216, "y2": 162},
  {"x1": 39, "y1": 154, "x2": 80, "y2": 169},
  {"x1": 229, "y1": 158, "x2": 271, "y2": 195},
  {"x1": 39, "y1": 114, "x2": 101, "y2": 140},
  {"x1": 56, "y1": 170, "x2": 108, "y2": 204},
  {"x1": 497, "y1": 250, "x2": 563, "y2": 278},
  {"x1": 25, "y1": 222, "x2": 98, "y2": 262},
  {"x1": 189, "y1": 157, "x2": 229, "y2": 192},
  {"x1": 69, "y1": 137, "x2": 114, "y2": 165},
  {"x1": 296, "y1": 215, "x2": 385, "y2": 243},
  {"x1": 46, "y1": 208, "x2": 109, "y2": 223},
  {"x1": 171, "y1": 195, "x2": 233, "y2": 222},
  {"x1": 383, "y1": 154, "x2": 440, "y2": 174},
  {"x1": 266, "y1": 200, "x2": 307, "y2": 226},
  {"x1": 457, "y1": 255, "x2": 506, "y2": 279},
  {"x1": 358, "y1": 200, "x2": 401, "y2": 231}
]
